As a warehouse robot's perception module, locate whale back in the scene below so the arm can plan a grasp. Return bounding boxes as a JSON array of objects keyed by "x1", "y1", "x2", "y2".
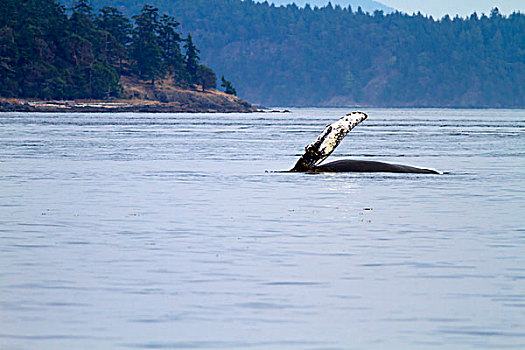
[{"x1": 314, "y1": 160, "x2": 441, "y2": 174}]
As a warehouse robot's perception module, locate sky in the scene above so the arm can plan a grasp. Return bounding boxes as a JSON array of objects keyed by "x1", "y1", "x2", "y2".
[{"x1": 381, "y1": 0, "x2": 524, "y2": 18}]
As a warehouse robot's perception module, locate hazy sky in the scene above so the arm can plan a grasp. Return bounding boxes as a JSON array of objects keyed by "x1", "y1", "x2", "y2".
[{"x1": 381, "y1": 0, "x2": 524, "y2": 18}]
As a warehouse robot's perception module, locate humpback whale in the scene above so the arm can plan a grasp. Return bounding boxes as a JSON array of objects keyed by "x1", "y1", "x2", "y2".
[{"x1": 290, "y1": 112, "x2": 441, "y2": 174}]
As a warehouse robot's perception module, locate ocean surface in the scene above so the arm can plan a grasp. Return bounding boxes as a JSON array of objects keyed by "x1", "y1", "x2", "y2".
[{"x1": 0, "y1": 108, "x2": 524, "y2": 350}]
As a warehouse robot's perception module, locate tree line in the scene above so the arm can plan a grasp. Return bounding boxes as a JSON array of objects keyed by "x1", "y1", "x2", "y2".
[
  {"x1": 73, "y1": 0, "x2": 524, "y2": 107},
  {"x1": 0, "y1": 0, "x2": 237, "y2": 99}
]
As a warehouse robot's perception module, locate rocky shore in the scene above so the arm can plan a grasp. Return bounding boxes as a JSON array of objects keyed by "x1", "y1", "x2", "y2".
[
  {"x1": 0, "y1": 75, "x2": 259, "y2": 113},
  {"x1": 0, "y1": 95, "x2": 257, "y2": 113}
]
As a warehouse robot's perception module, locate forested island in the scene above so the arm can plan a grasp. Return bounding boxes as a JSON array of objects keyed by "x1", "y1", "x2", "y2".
[
  {"x1": 64, "y1": 0, "x2": 524, "y2": 108},
  {"x1": 0, "y1": 0, "x2": 254, "y2": 112}
]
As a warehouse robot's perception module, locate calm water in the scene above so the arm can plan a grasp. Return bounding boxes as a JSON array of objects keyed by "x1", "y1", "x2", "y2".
[{"x1": 1, "y1": 109, "x2": 524, "y2": 350}]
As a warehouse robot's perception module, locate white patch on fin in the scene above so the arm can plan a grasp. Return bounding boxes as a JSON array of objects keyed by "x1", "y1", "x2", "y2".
[{"x1": 306, "y1": 111, "x2": 368, "y2": 166}]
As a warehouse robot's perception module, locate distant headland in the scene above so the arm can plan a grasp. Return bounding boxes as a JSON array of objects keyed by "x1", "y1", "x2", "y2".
[{"x1": 0, "y1": 76, "x2": 256, "y2": 113}]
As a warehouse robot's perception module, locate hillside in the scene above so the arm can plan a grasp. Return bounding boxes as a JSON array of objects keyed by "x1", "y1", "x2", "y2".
[
  {"x1": 74, "y1": 0, "x2": 525, "y2": 108},
  {"x1": 0, "y1": 75, "x2": 255, "y2": 112},
  {"x1": 0, "y1": 0, "x2": 254, "y2": 112}
]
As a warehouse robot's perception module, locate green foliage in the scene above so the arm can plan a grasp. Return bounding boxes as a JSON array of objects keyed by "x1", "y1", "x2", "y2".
[
  {"x1": 90, "y1": 61, "x2": 121, "y2": 97},
  {"x1": 96, "y1": 6, "x2": 132, "y2": 70},
  {"x1": 197, "y1": 65, "x2": 217, "y2": 91},
  {"x1": 158, "y1": 14, "x2": 184, "y2": 74},
  {"x1": 72, "y1": 0, "x2": 94, "y2": 16},
  {"x1": 221, "y1": 76, "x2": 237, "y2": 96},
  {"x1": 0, "y1": 0, "x2": 218, "y2": 99},
  {"x1": 131, "y1": 5, "x2": 163, "y2": 85},
  {"x1": 184, "y1": 34, "x2": 200, "y2": 84}
]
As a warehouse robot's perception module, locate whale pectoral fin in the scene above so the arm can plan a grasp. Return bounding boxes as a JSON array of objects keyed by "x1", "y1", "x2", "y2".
[{"x1": 290, "y1": 112, "x2": 368, "y2": 171}]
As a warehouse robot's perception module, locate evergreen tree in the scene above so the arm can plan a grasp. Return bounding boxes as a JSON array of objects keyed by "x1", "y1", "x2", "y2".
[
  {"x1": 184, "y1": 34, "x2": 200, "y2": 84},
  {"x1": 71, "y1": 0, "x2": 93, "y2": 16},
  {"x1": 221, "y1": 76, "x2": 237, "y2": 95},
  {"x1": 97, "y1": 6, "x2": 131, "y2": 71},
  {"x1": 197, "y1": 64, "x2": 216, "y2": 91},
  {"x1": 70, "y1": 0, "x2": 99, "y2": 44},
  {"x1": 0, "y1": 26, "x2": 18, "y2": 96},
  {"x1": 157, "y1": 14, "x2": 183, "y2": 73},
  {"x1": 131, "y1": 5, "x2": 163, "y2": 86},
  {"x1": 67, "y1": 0, "x2": 123, "y2": 98}
]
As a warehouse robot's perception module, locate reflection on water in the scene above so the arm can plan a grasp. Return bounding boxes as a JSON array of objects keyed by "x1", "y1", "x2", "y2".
[{"x1": 0, "y1": 109, "x2": 524, "y2": 349}]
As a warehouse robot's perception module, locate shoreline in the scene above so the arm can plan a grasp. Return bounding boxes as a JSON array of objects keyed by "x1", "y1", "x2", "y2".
[
  {"x1": 2, "y1": 98, "x2": 520, "y2": 112},
  {"x1": 0, "y1": 97, "x2": 259, "y2": 113}
]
